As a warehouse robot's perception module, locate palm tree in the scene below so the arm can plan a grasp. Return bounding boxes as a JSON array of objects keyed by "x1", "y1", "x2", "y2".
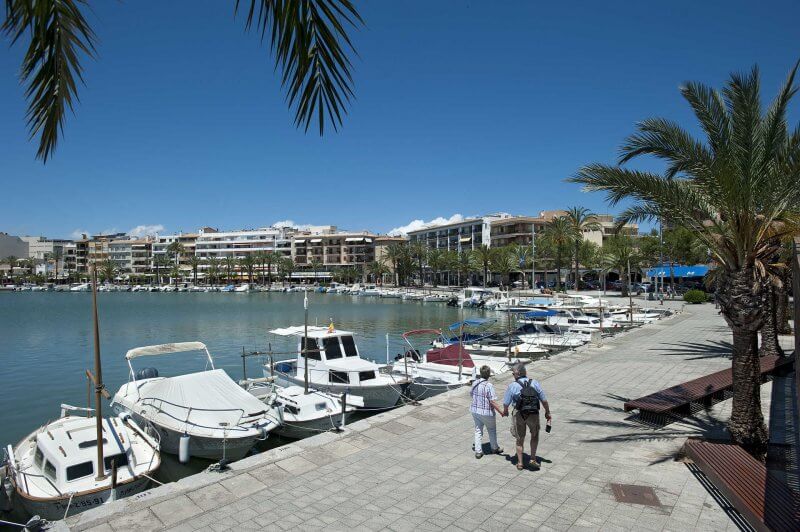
[
  {"x1": 491, "y1": 247, "x2": 515, "y2": 287},
  {"x1": 278, "y1": 257, "x2": 295, "y2": 285},
  {"x1": 4, "y1": 255, "x2": 18, "y2": 280},
  {"x1": 456, "y1": 251, "x2": 476, "y2": 287},
  {"x1": 571, "y1": 63, "x2": 800, "y2": 456},
  {"x1": 240, "y1": 255, "x2": 257, "y2": 284},
  {"x1": 187, "y1": 255, "x2": 202, "y2": 285},
  {"x1": 565, "y1": 207, "x2": 600, "y2": 291},
  {"x1": 205, "y1": 256, "x2": 221, "y2": 286},
  {"x1": 473, "y1": 245, "x2": 495, "y2": 287},
  {"x1": 308, "y1": 257, "x2": 323, "y2": 284},
  {"x1": 367, "y1": 260, "x2": 389, "y2": 285},
  {"x1": 166, "y1": 241, "x2": 185, "y2": 265},
  {"x1": 509, "y1": 244, "x2": 531, "y2": 288},
  {"x1": 100, "y1": 258, "x2": 117, "y2": 283},
  {"x1": 153, "y1": 255, "x2": 170, "y2": 285},
  {"x1": 441, "y1": 250, "x2": 458, "y2": 287},
  {"x1": 600, "y1": 236, "x2": 639, "y2": 297},
  {"x1": 426, "y1": 249, "x2": 444, "y2": 286},
  {"x1": 224, "y1": 256, "x2": 237, "y2": 284},
  {"x1": 264, "y1": 251, "x2": 276, "y2": 285},
  {"x1": 384, "y1": 243, "x2": 407, "y2": 286},
  {"x1": 409, "y1": 241, "x2": 428, "y2": 287},
  {"x1": 542, "y1": 217, "x2": 573, "y2": 292},
  {"x1": 3, "y1": 0, "x2": 363, "y2": 162}
]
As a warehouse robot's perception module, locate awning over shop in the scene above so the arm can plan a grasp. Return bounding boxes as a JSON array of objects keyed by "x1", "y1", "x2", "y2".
[
  {"x1": 345, "y1": 237, "x2": 364, "y2": 242},
  {"x1": 459, "y1": 236, "x2": 471, "y2": 243},
  {"x1": 645, "y1": 264, "x2": 710, "y2": 278}
]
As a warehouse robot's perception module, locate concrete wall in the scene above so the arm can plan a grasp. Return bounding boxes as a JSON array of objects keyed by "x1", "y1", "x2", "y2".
[{"x1": 0, "y1": 233, "x2": 28, "y2": 260}]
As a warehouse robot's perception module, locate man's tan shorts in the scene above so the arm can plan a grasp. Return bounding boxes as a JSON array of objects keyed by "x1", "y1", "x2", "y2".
[{"x1": 510, "y1": 411, "x2": 540, "y2": 444}]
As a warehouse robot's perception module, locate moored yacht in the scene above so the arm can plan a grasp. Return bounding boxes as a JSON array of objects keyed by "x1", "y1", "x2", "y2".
[
  {"x1": 266, "y1": 326, "x2": 409, "y2": 409},
  {"x1": 111, "y1": 342, "x2": 279, "y2": 462}
]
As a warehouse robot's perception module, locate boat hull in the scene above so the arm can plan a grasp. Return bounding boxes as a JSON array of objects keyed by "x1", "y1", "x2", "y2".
[
  {"x1": 14, "y1": 475, "x2": 151, "y2": 521},
  {"x1": 112, "y1": 407, "x2": 261, "y2": 461},
  {"x1": 275, "y1": 375, "x2": 403, "y2": 410},
  {"x1": 274, "y1": 412, "x2": 347, "y2": 440}
]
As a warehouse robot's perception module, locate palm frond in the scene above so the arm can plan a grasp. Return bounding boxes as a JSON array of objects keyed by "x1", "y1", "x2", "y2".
[
  {"x1": 3, "y1": 0, "x2": 96, "y2": 161},
  {"x1": 680, "y1": 81, "x2": 730, "y2": 156},
  {"x1": 235, "y1": 0, "x2": 362, "y2": 135}
]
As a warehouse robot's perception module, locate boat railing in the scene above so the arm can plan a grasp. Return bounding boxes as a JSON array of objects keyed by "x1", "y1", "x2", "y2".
[
  {"x1": 5, "y1": 445, "x2": 64, "y2": 498},
  {"x1": 138, "y1": 397, "x2": 255, "y2": 432}
]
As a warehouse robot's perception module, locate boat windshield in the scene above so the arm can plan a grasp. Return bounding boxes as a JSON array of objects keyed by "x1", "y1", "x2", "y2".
[
  {"x1": 340, "y1": 336, "x2": 358, "y2": 357},
  {"x1": 323, "y1": 337, "x2": 343, "y2": 359}
]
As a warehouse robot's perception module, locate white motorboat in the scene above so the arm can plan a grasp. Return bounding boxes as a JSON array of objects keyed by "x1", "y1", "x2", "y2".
[
  {"x1": 244, "y1": 382, "x2": 362, "y2": 440},
  {"x1": 234, "y1": 283, "x2": 251, "y2": 293},
  {"x1": 514, "y1": 322, "x2": 587, "y2": 348},
  {"x1": 267, "y1": 325, "x2": 409, "y2": 410},
  {"x1": 422, "y1": 293, "x2": 449, "y2": 303},
  {"x1": 359, "y1": 284, "x2": 380, "y2": 296},
  {"x1": 390, "y1": 330, "x2": 474, "y2": 400},
  {"x1": 69, "y1": 283, "x2": 90, "y2": 292},
  {"x1": 111, "y1": 342, "x2": 279, "y2": 462},
  {"x1": 379, "y1": 290, "x2": 401, "y2": 298},
  {"x1": 525, "y1": 307, "x2": 618, "y2": 331},
  {"x1": 4, "y1": 405, "x2": 160, "y2": 521}
]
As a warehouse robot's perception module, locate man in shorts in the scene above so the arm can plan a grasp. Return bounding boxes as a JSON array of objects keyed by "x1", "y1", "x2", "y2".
[{"x1": 503, "y1": 362, "x2": 551, "y2": 470}]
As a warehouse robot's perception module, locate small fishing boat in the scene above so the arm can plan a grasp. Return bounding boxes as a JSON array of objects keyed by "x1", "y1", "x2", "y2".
[
  {"x1": 244, "y1": 381, "x2": 362, "y2": 440},
  {"x1": 111, "y1": 342, "x2": 279, "y2": 462},
  {"x1": 266, "y1": 325, "x2": 409, "y2": 410},
  {"x1": 391, "y1": 330, "x2": 474, "y2": 400},
  {"x1": 4, "y1": 407, "x2": 160, "y2": 521}
]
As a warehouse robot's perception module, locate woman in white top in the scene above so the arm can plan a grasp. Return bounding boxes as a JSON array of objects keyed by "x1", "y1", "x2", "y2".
[{"x1": 469, "y1": 365, "x2": 506, "y2": 458}]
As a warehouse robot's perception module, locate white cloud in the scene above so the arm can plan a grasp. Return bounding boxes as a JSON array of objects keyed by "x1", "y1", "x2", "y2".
[
  {"x1": 388, "y1": 214, "x2": 465, "y2": 236},
  {"x1": 128, "y1": 224, "x2": 165, "y2": 237},
  {"x1": 70, "y1": 229, "x2": 90, "y2": 240},
  {"x1": 272, "y1": 220, "x2": 315, "y2": 231}
]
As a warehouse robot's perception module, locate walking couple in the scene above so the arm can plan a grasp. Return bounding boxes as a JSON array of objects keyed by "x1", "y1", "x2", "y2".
[{"x1": 469, "y1": 362, "x2": 551, "y2": 471}]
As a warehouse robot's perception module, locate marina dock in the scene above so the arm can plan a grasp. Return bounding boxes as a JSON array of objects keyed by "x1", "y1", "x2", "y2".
[{"x1": 53, "y1": 299, "x2": 794, "y2": 531}]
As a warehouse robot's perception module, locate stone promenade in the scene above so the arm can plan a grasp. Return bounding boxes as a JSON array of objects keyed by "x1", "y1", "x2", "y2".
[{"x1": 61, "y1": 299, "x2": 793, "y2": 531}]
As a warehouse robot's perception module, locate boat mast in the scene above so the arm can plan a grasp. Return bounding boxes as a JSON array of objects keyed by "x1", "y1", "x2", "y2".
[
  {"x1": 303, "y1": 292, "x2": 309, "y2": 394},
  {"x1": 90, "y1": 266, "x2": 106, "y2": 481}
]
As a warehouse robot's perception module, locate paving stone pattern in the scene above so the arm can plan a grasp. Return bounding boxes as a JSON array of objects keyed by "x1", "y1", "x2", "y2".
[{"x1": 63, "y1": 298, "x2": 793, "y2": 531}]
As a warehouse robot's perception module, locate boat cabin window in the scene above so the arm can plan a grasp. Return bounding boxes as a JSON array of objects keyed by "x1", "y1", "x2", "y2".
[
  {"x1": 323, "y1": 337, "x2": 343, "y2": 359},
  {"x1": 43, "y1": 460, "x2": 57, "y2": 482},
  {"x1": 67, "y1": 461, "x2": 94, "y2": 481},
  {"x1": 34, "y1": 447, "x2": 44, "y2": 468},
  {"x1": 302, "y1": 338, "x2": 321, "y2": 360},
  {"x1": 329, "y1": 370, "x2": 349, "y2": 384},
  {"x1": 341, "y1": 336, "x2": 358, "y2": 357},
  {"x1": 104, "y1": 453, "x2": 129, "y2": 472},
  {"x1": 359, "y1": 371, "x2": 376, "y2": 382}
]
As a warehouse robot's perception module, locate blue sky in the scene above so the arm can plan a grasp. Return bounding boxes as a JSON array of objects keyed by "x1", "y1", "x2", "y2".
[{"x1": 1, "y1": 0, "x2": 798, "y2": 238}]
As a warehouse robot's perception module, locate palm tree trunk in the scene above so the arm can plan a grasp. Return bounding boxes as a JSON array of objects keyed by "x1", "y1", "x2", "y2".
[
  {"x1": 719, "y1": 267, "x2": 769, "y2": 457},
  {"x1": 483, "y1": 265, "x2": 487, "y2": 288},
  {"x1": 555, "y1": 252, "x2": 562, "y2": 292},
  {"x1": 574, "y1": 242, "x2": 580, "y2": 292},
  {"x1": 759, "y1": 285, "x2": 784, "y2": 357},
  {"x1": 776, "y1": 269, "x2": 792, "y2": 334}
]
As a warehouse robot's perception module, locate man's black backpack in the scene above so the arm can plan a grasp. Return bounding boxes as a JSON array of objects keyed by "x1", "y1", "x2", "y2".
[{"x1": 515, "y1": 378, "x2": 540, "y2": 416}]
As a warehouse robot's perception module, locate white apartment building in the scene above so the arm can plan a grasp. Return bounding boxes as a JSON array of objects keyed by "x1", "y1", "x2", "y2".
[
  {"x1": 20, "y1": 236, "x2": 77, "y2": 277},
  {"x1": 407, "y1": 213, "x2": 511, "y2": 251}
]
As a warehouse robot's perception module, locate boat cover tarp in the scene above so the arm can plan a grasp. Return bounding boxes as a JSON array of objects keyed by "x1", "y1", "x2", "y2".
[
  {"x1": 426, "y1": 344, "x2": 475, "y2": 368},
  {"x1": 644, "y1": 264, "x2": 710, "y2": 278},
  {"x1": 126, "y1": 341, "x2": 207, "y2": 360},
  {"x1": 133, "y1": 369, "x2": 267, "y2": 434},
  {"x1": 523, "y1": 309, "x2": 558, "y2": 318}
]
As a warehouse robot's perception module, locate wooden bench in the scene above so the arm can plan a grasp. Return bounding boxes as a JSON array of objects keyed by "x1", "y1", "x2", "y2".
[
  {"x1": 684, "y1": 439, "x2": 800, "y2": 532},
  {"x1": 623, "y1": 355, "x2": 794, "y2": 423}
]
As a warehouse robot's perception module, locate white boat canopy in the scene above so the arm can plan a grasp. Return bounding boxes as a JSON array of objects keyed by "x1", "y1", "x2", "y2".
[{"x1": 125, "y1": 341, "x2": 209, "y2": 360}]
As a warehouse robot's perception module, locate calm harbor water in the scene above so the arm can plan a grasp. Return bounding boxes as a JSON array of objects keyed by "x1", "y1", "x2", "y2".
[{"x1": 0, "y1": 291, "x2": 479, "y2": 449}]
